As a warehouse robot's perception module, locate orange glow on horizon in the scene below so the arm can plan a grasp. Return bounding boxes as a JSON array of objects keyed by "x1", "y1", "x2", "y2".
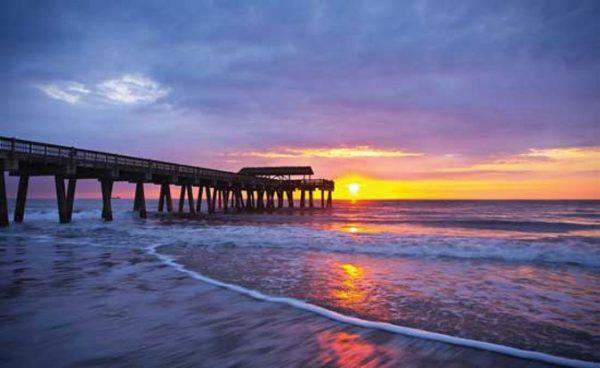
[
  {"x1": 333, "y1": 175, "x2": 599, "y2": 200},
  {"x1": 20, "y1": 146, "x2": 598, "y2": 200}
]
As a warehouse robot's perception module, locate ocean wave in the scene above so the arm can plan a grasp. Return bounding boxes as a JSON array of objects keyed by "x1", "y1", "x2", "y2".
[
  {"x1": 10, "y1": 207, "x2": 600, "y2": 267},
  {"x1": 5, "y1": 208, "x2": 103, "y2": 221},
  {"x1": 407, "y1": 219, "x2": 600, "y2": 233},
  {"x1": 148, "y1": 224, "x2": 600, "y2": 268},
  {"x1": 148, "y1": 244, "x2": 599, "y2": 368}
]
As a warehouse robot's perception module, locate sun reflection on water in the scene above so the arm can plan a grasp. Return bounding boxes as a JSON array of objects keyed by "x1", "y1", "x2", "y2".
[
  {"x1": 316, "y1": 330, "x2": 398, "y2": 368},
  {"x1": 331, "y1": 263, "x2": 367, "y2": 306}
]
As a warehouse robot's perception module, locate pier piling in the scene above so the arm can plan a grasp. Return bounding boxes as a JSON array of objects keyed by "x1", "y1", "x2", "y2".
[
  {"x1": 134, "y1": 182, "x2": 147, "y2": 218},
  {"x1": 14, "y1": 174, "x2": 29, "y2": 223},
  {"x1": 0, "y1": 172, "x2": 8, "y2": 227},
  {"x1": 100, "y1": 179, "x2": 113, "y2": 221}
]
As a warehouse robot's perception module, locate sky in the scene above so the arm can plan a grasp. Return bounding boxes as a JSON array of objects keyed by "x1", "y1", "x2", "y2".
[{"x1": 1, "y1": 0, "x2": 599, "y2": 199}]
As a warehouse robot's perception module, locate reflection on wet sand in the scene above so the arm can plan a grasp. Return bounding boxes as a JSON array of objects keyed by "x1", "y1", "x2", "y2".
[
  {"x1": 302, "y1": 255, "x2": 397, "y2": 322},
  {"x1": 1, "y1": 233, "x2": 554, "y2": 368},
  {"x1": 331, "y1": 263, "x2": 366, "y2": 307},
  {"x1": 317, "y1": 330, "x2": 398, "y2": 368},
  {"x1": 175, "y1": 245, "x2": 600, "y2": 361}
]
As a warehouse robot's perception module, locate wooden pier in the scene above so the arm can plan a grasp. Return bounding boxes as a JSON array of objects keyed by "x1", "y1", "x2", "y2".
[{"x1": 0, "y1": 136, "x2": 334, "y2": 226}]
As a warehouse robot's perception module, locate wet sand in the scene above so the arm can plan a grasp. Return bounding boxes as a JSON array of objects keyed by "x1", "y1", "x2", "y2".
[{"x1": 0, "y1": 240, "x2": 558, "y2": 367}]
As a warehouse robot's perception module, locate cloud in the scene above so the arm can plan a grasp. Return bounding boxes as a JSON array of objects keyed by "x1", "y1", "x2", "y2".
[
  {"x1": 37, "y1": 82, "x2": 90, "y2": 104},
  {"x1": 241, "y1": 146, "x2": 421, "y2": 159},
  {"x1": 9, "y1": 1, "x2": 600, "y2": 160},
  {"x1": 36, "y1": 74, "x2": 168, "y2": 105},
  {"x1": 442, "y1": 147, "x2": 600, "y2": 173},
  {"x1": 521, "y1": 147, "x2": 598, "y2": 160},
  {"x1": 96, "y1": 74, "x2": 169, "y2": 104}
]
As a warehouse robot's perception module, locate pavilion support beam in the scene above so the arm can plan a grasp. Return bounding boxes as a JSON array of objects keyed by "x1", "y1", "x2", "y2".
[
  {"x1": 269, "y1": 191, "x2": 275, "y2": 209},
  {"x1": 309, "y1": 190, "x2": 314, "y2": 208},
  {"x1": 229, "y1": 190, "x2": 235, "y2": 211},
  {"x1": 287, "y1": 190, "x2": 294, "y2": 208},
  {"x1": 257, "y1": 190, "x2": 265, "y2": 209},
  {"x1": 217, "y1": 190, "x2": 222, "y2": 210},
  {"x1": 236, "y1": 190, "x2": 242, "y2": 211},
  {"x1": 0, "y1": 171, "x2": 9, "y2": 227},
  {"x1": 327, "y1": 190, "x2": 332, "y2": 208},
  {"x1": 277, "y1": 191, "x2": 283, "y2": 208},
  {"x1": 321, "y1": 189, "x2": 325, "y2": 208},
  {"x1": 100, "y1": 178, "x2": 113, "y2": 221},
  {"x1": 245, "y1": 190, "x2": 252, "y2": 209},
  {"x1": 219, "y1": 190, "x2": 229, "y2": 213},
  {"x1": 300, "y1": 189, "x2": 306, "y2": 208},
  {"x1": 14, "y1": 174, "x2": 29, "y2": 223}
]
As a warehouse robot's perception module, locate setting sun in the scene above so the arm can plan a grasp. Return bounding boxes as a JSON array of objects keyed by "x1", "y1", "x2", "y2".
[{"x1": 347, "y1": 183, "x2": 361, "y2": 196}]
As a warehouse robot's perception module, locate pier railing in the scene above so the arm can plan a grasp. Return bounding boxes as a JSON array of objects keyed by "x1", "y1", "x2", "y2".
[{"x1": 0, "y1": 136, "x2": 273, "y2": 184}]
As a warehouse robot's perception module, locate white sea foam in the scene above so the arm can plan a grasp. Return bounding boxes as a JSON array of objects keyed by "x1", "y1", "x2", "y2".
[
  {"x1": 133, "y1": 224, "x2": 600, "y2": 268},
  {"x1": 15, "y1": 206, "x2": 599, "y2": 267},
  {"x1": 147, "y1": 244, "x2": 599, "y2": 368}
]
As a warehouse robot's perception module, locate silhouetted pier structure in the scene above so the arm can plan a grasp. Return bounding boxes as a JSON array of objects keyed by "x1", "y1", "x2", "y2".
[{"x1": 0, "y1": 136, "x2": 334, "y2": 226}]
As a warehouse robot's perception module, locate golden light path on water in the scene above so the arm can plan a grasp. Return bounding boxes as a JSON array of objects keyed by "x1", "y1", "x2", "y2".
[{"x1": 156, "y1": 198, "x2": 600, "y2": 365}]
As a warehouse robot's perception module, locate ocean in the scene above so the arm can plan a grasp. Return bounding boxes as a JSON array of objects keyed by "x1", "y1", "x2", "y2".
[{"x1": 1, "y1": 199, "x2": 598, "y2": 367}]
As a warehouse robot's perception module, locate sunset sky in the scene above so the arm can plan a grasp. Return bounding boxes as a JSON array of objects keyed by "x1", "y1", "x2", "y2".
[{"x1": 2, "y1": 1, "x2": 599, "y2": 199}]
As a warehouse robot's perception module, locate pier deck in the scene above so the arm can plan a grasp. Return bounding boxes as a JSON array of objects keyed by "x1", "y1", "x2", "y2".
[{"x1": 0, "y1": 136, "x2": 334, "y2": 226}]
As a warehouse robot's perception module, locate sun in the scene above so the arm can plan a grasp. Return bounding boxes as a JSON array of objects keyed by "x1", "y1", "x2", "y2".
[{"x1": 347, "y1": 183, "x2": 361, "y2": 196}]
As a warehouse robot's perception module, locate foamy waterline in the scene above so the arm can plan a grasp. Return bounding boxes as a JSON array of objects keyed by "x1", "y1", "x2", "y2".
[
  {"x1": 147, "y1": 245, "x2": 599, "y2": 368},
  {"x1": 15, "y1": 207, "x2": 600, "y2": 268}
]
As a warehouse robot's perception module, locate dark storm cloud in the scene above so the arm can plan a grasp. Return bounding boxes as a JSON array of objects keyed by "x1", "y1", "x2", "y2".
[{"x1": 1, "y1": 0, "x2": 599, "y2": 157}]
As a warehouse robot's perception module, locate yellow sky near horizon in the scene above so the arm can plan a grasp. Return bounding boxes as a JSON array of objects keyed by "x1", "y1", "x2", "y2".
[
  {"x1": 332, "y1": 147, "x2": 599, "y2": 200},
  {"x1": 240, "y1": 146, "x2": 600, "y2": 200},
  {"x1": 19, "y1": 146, "x2": 598, "y2": 200}
]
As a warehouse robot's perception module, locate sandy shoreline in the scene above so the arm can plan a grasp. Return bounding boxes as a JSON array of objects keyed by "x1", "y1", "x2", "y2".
[{"x1": 0, "y1": 239, "x2": 559, "y2": 367}]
